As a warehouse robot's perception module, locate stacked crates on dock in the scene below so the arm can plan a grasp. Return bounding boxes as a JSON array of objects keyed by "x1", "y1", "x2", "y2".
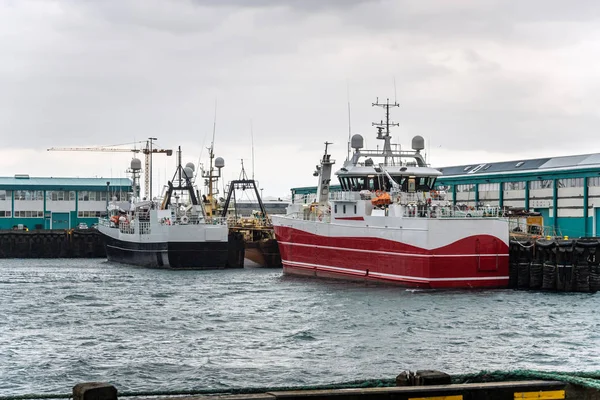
[{"x1": 509, "y1": 238, "x2": 600, "y2": 292}]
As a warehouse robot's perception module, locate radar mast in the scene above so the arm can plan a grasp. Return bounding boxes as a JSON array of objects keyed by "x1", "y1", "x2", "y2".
[{"x1": 372, "y1": 97, "x2": 399, "y2": 166}]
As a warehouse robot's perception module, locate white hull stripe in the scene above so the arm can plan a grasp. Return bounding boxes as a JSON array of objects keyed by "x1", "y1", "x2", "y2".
[
  {"x1": 277, "y1": 241, "x2": 508, "y2": 258},
  {"x1": 283, "y1": 260, "x2": 509, "y2": 282}
]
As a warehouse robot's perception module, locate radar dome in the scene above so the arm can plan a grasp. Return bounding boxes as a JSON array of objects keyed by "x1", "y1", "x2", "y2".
[
  {"x1": 351, "y1": 134, "x2": 364, "y2": 150},
  {"x1": 130, "y1": 158, "x2": 142, "y2": 171},
  {"x1": 185, "y1": 162, "x2": 195, "y2": 172},
  {"x1": 215, "y1": 157, "x2": 225, "y2": 169},
  {"x1": 412, "y1": 135, "x2": 425, "y2": 151},
  {"x1": 183, "y1": 167, "x2": 194, "y2": 179}
]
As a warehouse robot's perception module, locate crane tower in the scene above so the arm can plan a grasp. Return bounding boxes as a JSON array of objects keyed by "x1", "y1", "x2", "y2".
[{"x1": 47, "y1": 139, "x2": 173, "y2": 200}]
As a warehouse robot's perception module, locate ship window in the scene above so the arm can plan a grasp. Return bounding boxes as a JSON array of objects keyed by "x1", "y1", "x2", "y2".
[
  {"x1": 356, "y1": 177, "x2": 365, "y2": 191},
  {"x1": 334, "y1": 204, "x2": 338, "y2": 213},
  {"x1": 348, "y1": 177, "x2": 357, "y2": 191},
  {"x1": 354, "y1": 205, "x2": 357, "y2": 214},
  {"x1": 343, "y1": 205, "x2": 346, "y2": 214},
  {"x1": 408, "y1": 178, "x2": 416, "y2": 193},
  {"x1": 416, "y1": 177, "x2": 432, "y2": 192},
  {"x1": 340, "y1": 177, "x2": 351, "y2": 191}
]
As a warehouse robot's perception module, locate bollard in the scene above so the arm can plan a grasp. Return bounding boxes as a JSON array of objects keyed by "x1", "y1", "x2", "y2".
[{"x1": 73, "y1": 382, "x2": 117, "y2": 400}]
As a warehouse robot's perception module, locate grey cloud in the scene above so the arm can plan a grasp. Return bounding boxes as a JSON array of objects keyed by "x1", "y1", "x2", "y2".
[{"x1": 2, "y1": 0, "x2": 600, "y2": 173}]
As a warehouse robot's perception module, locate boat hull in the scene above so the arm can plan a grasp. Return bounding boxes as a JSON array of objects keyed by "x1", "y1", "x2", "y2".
[
  {"x1": 98, "y1": 224, "x2": 244, "y2": 270},
  {"x1": 272, "y1": 216, "x2": 510, "y2": 289},
  {"x1": 244, "y1": 238, "x2": 282, "y2": 268}
]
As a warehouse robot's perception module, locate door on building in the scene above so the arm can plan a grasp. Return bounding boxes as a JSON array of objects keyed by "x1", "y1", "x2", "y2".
[
  {"x1": 52, "y1": 212, "x2": 70, "y2": 229},
  {"x1": 595, "y1": 208, "x2": 600, "y2": 237},
  {"x1": 537, "y1": 208, "x2": 550, "y2": 235}
]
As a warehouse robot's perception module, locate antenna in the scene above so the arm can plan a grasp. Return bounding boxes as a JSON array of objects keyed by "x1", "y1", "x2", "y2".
[
  {"x1": 372, "y1": 98, "x2": 399, "y2": 137},
  {"x1": 393, "y1": 77, "x2": 397, "y2": 104},
  {"x1": 250, "y1": 119, "x2": 255, "y2": 180},
  {"x1": 211, "y1": 98, "x2": 217, "y2": 152},
  {"x1": 372, "y1": 97, "x2": 399, "y2": 166},
  {"x1": 346, "y1": 80, "x2": 352, "y2": 162}
]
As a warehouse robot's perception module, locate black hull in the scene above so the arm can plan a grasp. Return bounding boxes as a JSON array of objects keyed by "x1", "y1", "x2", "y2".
[{"x1": 103, "y1": 233, "x2": 245, "y2": 270}]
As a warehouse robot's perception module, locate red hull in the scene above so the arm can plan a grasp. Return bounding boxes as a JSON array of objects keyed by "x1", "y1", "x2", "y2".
[{"x1": 274, "y1": 226, "x2": 509, "y2": 289}]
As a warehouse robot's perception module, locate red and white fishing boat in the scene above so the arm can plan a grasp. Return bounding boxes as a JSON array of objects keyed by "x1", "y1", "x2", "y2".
[{"x1": 271, "y1": 99, "x2": 510, "y2": 289}]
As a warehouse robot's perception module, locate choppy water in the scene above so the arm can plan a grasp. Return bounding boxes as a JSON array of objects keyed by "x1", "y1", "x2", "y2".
[{"x1": 1, "y1": 259, "x2": 599, "y2": 396}]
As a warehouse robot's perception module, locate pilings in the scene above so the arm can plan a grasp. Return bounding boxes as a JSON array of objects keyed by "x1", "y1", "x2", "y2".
[
  {"x1": 509, "y1": 238, "x2": 600, "y2": 292},
  {"x1": 0, "y1": 229, "x2": 106, "y2": 258}
]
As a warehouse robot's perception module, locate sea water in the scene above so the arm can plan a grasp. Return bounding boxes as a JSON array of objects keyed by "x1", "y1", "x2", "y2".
[{"x1": 1, "y1": 258, "x2": 599, "y2": 395}]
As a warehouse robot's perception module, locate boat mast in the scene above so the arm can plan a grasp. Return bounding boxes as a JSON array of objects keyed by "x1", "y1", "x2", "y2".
[
  {"x1": 316, "y1": 141, "x2": 334, "y2": 206},
  {"x1": 206, "y1": 146, "x2": 216, "y2": 216},
  {"x1": 372, "y1": 97, "x2": 399, "y2": 166},
  {"x1": 203, "y1": 100, "x2": 220, "y2": 217}
]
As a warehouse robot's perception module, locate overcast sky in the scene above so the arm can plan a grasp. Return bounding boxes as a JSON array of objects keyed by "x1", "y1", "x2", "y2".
[{"x1": 2, "y1": 0, "x2": 600, "y2": 199}]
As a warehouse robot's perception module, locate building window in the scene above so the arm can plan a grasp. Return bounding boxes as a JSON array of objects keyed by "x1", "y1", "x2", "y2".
[
  {"x1": 14, "y1": 211, "x2": 43, "y2": 218},
  {"x1": 478, "y1": 183, "x2": 500, "y2": 192},
  {"x1": 47, "y1": 191, "x2": 75, "y2": 201},
  {"x1": 456, "y1": 184, "x2": 475, "y2": 192},
  {"x1": 0, "y1": 190, "x2": 12, "y2": 201},
  {"x1": 14, "y1": 190, "x2": 43, "y2": 200},
  {"x1": 505, "y1": 182, "x2": 525, "y2": 191},
  {"x1": 78, "y1": 211, "x2": 103, "y2": 218},
  {"x1": 0, "y1": 211, "x2": 11, "y2": 217},
  {"x1": 529, "y1": 180, "x2": 553, "y2": 190},
  {"x1": 589, "y1": 177, "x2": 600, "y2": 187},
  {"x1": 436, "y1": 184, "x2": 452, "y2": 192},
  {"x1": 557, "y1": 178, "x2": 583, "y2": 188}
]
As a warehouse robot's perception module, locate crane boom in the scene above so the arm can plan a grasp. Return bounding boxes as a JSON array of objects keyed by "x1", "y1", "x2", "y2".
[
  {"x1": 47, "y1": 141, "x2": 173, "y2": 199},
  {"x1": 48, "y1": 147, "x2": 140, "y2": 152}
]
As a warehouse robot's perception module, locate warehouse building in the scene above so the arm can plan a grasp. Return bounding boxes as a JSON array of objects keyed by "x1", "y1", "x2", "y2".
[
  {"x1": 0, "y1": 175, "x2": 132, "y2": 230},
  {"x1": 433, "y1": 153, "x2": 600, "y2": 238}
]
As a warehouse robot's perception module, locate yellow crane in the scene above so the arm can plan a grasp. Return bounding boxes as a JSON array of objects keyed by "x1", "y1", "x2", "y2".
[{"x1": 47, "y1": 139, "x2": 173, "y2": 200}]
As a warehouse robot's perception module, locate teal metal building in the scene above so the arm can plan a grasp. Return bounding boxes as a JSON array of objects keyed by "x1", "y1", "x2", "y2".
[
  {"x1": 0, "y1": 175, "x2": 132, "y2": 230},
  {"x1": 435, "y1": 154, "x2": 600, "y2": 238},
  {"x1": 290, "y1": 153, "x2": 600, "y2": 238}
]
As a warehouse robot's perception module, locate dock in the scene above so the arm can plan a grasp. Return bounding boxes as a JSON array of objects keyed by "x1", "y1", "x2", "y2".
[
  {"x1": 0, "y1": 229, "x2": 106, "y2": 258},
  {"x1": 509, "y1": 237, "x2": 600, "y2": 292},
  {"x1": 66, "y1": 370, "x2": 600, "y2": 400}
]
